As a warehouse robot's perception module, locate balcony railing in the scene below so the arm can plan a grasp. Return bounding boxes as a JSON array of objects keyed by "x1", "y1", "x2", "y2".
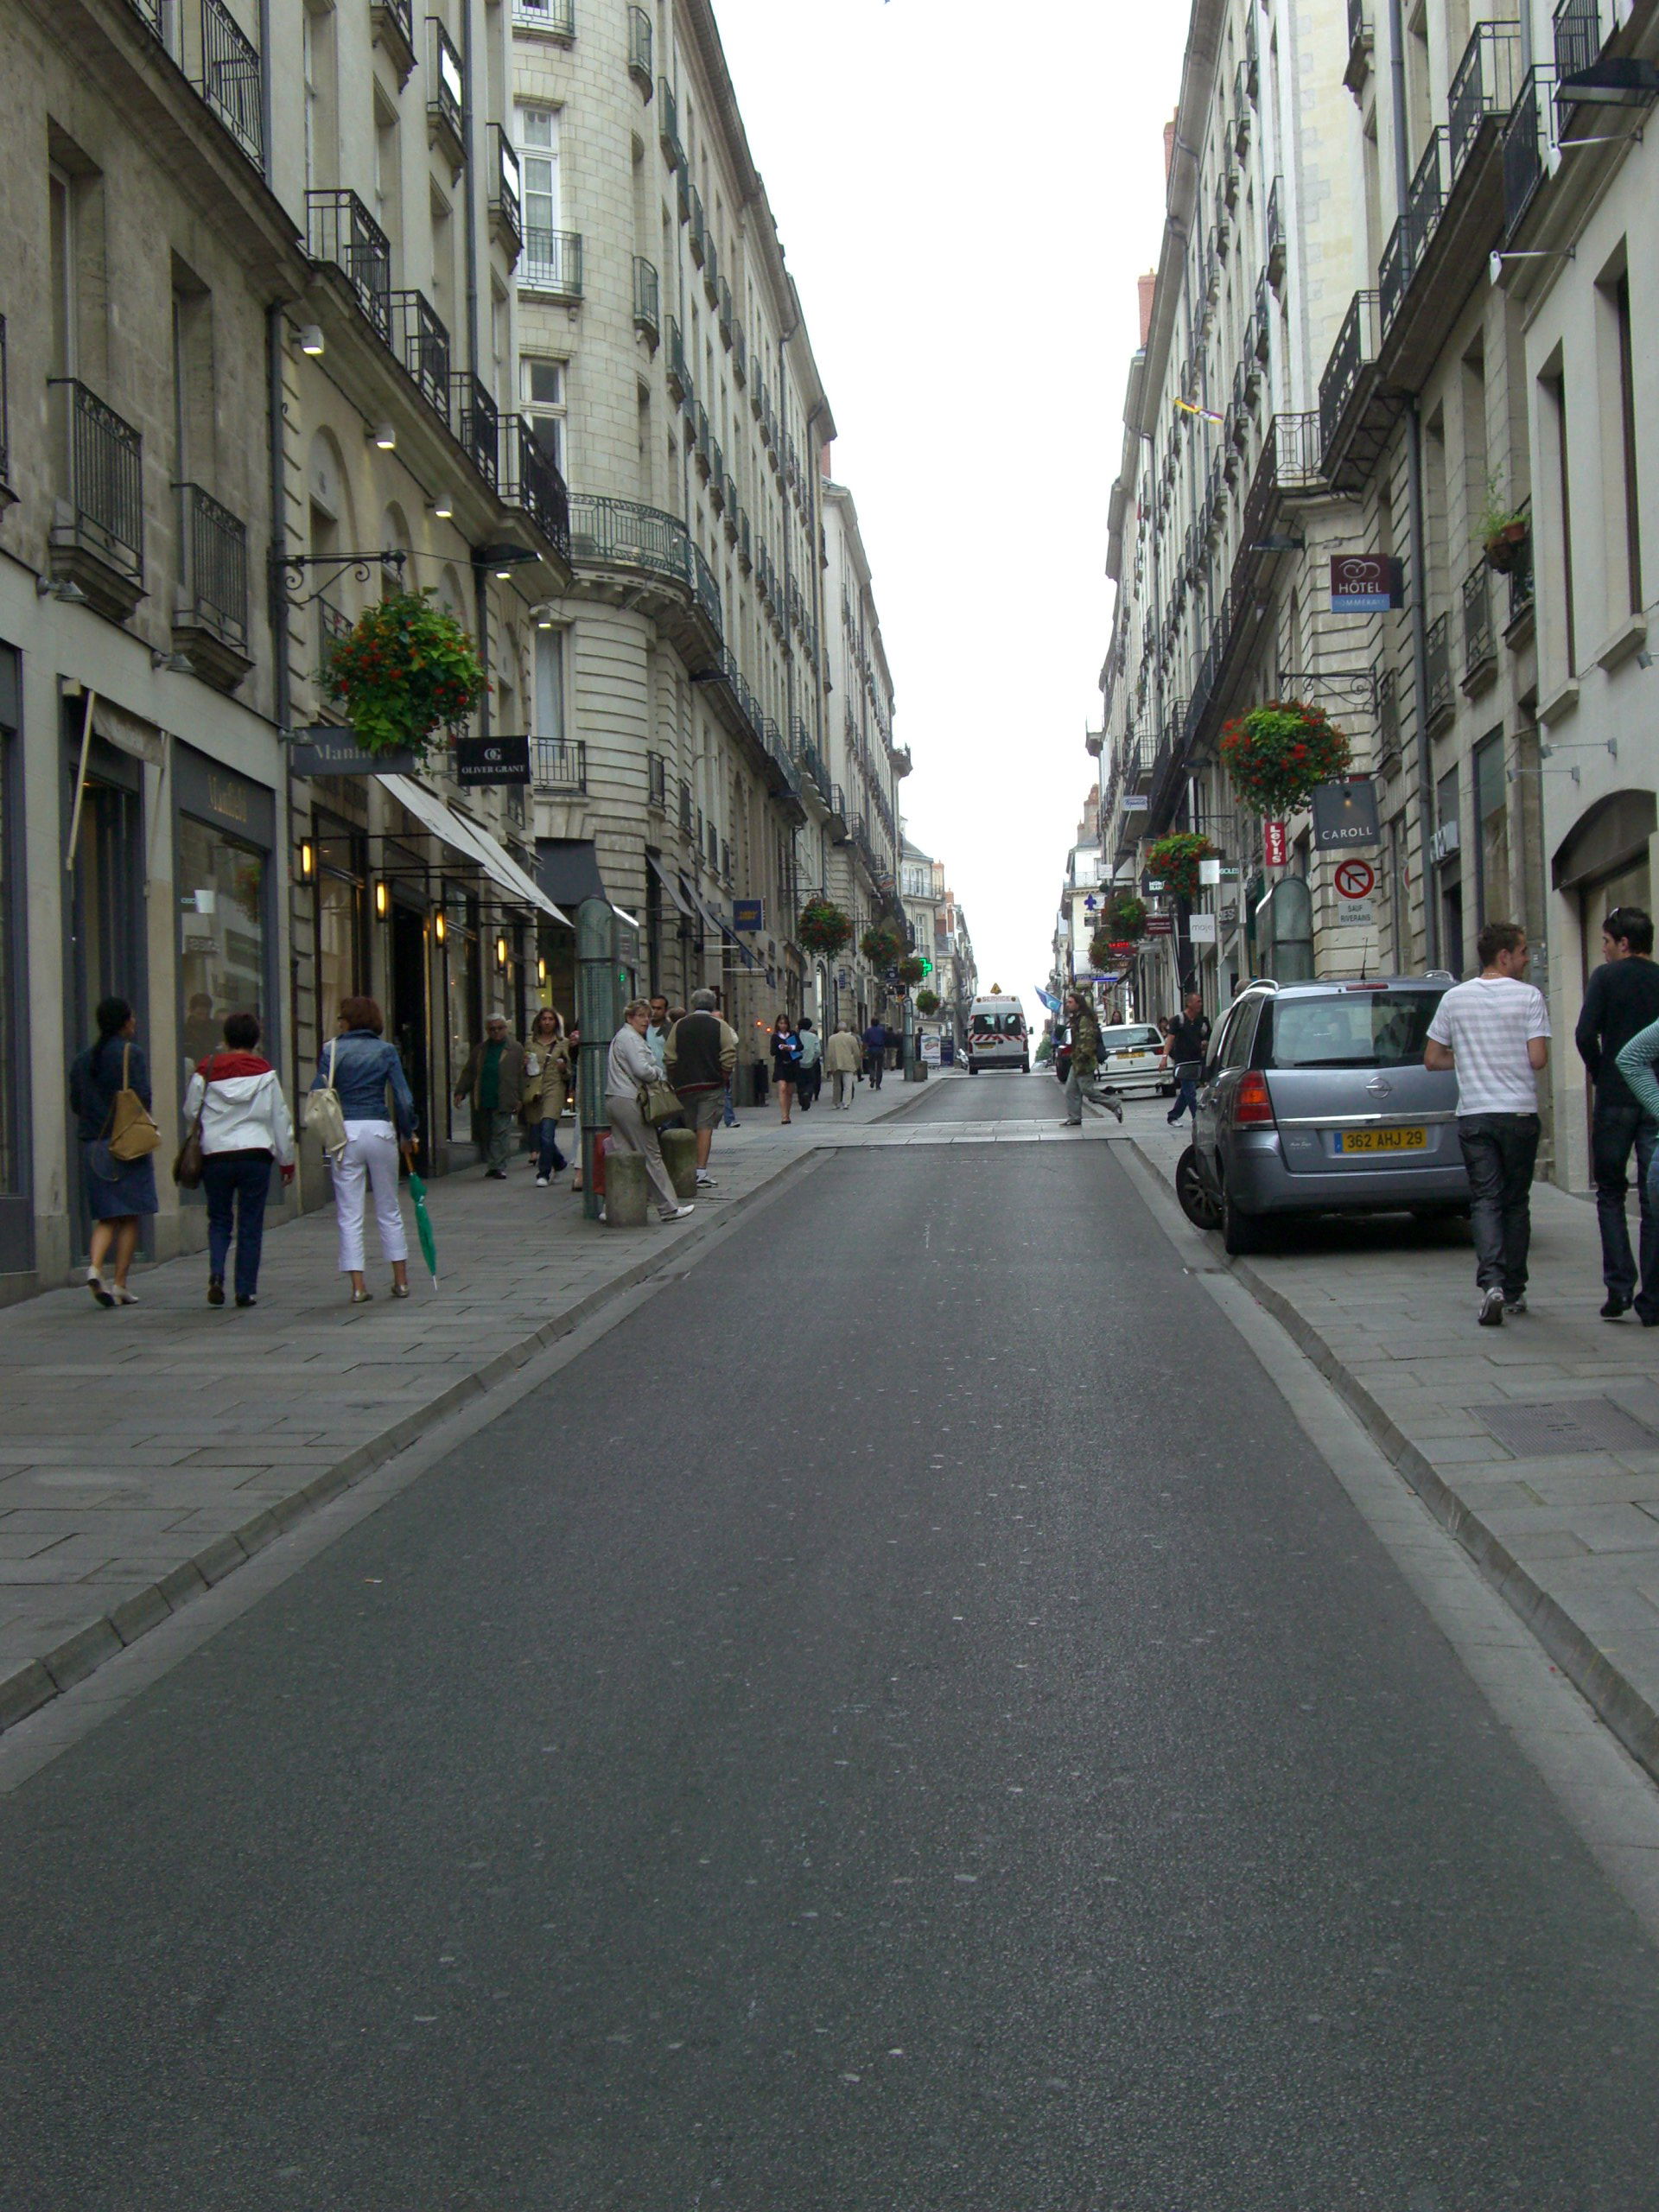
[
  {"x1": 688, "y1": 184, "x2": 706, "y2": 265},
  {"x1": 1449, "y1": 22, "x2": 1522, "y2": 177},
  {"x1": 1376, "y1": 663, "x2": 1402, "y2": 765},
  {"x1": 678, "y1": 779, "x2": 693, "y2": 833},
  {"x1": 522, "y1": 226, "x2": 582, "y2": 297},
  {"x1": 177, "y1": 483, "x2": 249, "y2": 645},
  {"x1": 566, "y1": 494, "x2": 723, "y2": 634},
  {"x1": 646, "y1": 752, "x2": 667, "y2": 810},
  {"x1": 666, "y1": 317, "x2": 690, "y2": 405},
  {"x1": 500, "y1": 416, "x2": 571, "y2": 559},
  {"x1": 307, "y1": 189, "x2": 391, "y2": 340},
  {"x1": 193, "y1": 0, "x2": 264, "y2": 168},
  {"x1": 633, "y1": 256, "x2": 660, "y2": 343},
  {"x1": 1405, "y1": 129, "x2": 1445, "y2": 271},
  {"x1": 1507, "y1": 503, "x2": 1535, "y2": 627},
  {"x1": 1319, "y1": 289, "x2": 1380, "y2": 463},
  {"x1": 1554, "y1": 0, "x2": 1607, "y2": 90},
  {"x1": 388, "y1": 289, "x2": 451, "y2": 420},
  {"x1": 1379, "y1": 219, "x2": 1409, "y2": 328},
  {"x1": 1424, "y1": 610, "x2": 1453, "y2": 728},
  {"x1": 489, "y1": 124, "x2": 522, "y2": 249},
  {"x1": 449, "y1": 372, "x2": 499, "y2": 490},
  {"x1": 125, "y1": 0, "x2": 165, "y2": 32},
  {"x1": 1266, "y1": 176, "x2": 1287, "y2": 286},
  {"x1": 514, "y1": 0, "x2": 575, "y2": 32},
  {"x1": 371, "y1": 0, "x2": 416, "y2": 73},
  {"x1": 533, "y1": 738, "x2": 586, "y2": 792},
  {"x1": 627, "y1": 5, "x2": 652, "y2": 87},
  {"x1": 427, "y1": 18, "x2": 466, "y2": 159},
  {"x1": 658, "y1": 79, "x2": 683, "y2": 166},
  {"x1": 1345, "y1": 0, "x2": 1373, "y2": 88},
  {"x1": 1462, "y1": 563, "x2": 1496, "y2": 680},
  {"x1": 1503, "y1": 68, "x2": 1554, "y2": 238},
  {"x1": 51, "y1": 380, "x2": 143, "y2": 581}
]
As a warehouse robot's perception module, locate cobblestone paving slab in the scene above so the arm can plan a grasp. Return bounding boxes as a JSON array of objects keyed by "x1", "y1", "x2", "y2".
[{"x1": 1123, "y1": 1099, "x2": 1659, "y2": 1783}]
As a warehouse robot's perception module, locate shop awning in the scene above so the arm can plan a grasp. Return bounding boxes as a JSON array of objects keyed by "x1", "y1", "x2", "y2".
[
  {"x1": 537, "y1": 837, "x2": 638, "y2": 929},
  {"x1": 378, "y1": 774, "x2": 570, "y2": 924},
  {"x1": 647, "y1": 850, "x2": 694, "y2": 916}
]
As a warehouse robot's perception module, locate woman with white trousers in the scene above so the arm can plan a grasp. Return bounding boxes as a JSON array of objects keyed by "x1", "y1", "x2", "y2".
[
  {"x1": 309, "y1": 995, "x2": 418, "y2": 1303},
  {"x1": 605, "y1": 1000, "x2": 696, "y2": 1222}
]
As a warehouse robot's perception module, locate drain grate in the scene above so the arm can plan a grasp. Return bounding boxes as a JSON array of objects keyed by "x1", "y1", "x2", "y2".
[{"x1": 1475, "y1": 1396, "x2": 1659, "y2": 1458}]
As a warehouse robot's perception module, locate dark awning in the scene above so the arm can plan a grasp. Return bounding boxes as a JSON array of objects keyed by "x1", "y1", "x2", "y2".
[
  {"x1": 538, "y1": 837, "x2": 608, "y2": 908},
  {"x1": 648, "y1": 850, "x2": 694, "y2": 915}
]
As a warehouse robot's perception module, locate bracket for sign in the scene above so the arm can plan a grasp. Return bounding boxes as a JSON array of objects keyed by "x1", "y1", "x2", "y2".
[{"x1": 272, "y1": 549, "x2": 409, "y2": 607}]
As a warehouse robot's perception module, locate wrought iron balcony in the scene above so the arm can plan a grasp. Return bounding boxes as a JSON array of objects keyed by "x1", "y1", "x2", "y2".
[
  {"x1": 1554, "y1": 0, "x2": 1608, "y2": 92},
  {"x1": 1375, "y1": 663, "x2": 1402, "y2": 766},
  {"x1": 489, "y1": 124, "x2": 522, "y2": 254},
  {"x1": 1319, "y1": 289, "x2": 1380, "y2": 466},
  {"x1": 388, "y1": 289, "x2": 451, "y2": 422},
  {"x1": 49, "y1": 378, "x2": 143, "y2": 587},
  {"x1": 688, "y1": 185, "x2": 706, "y2": 265},
  {"x1": 566, "y1": 495, "x2": 723, "y2": 636},
  {"x1": 646, "y1": 752, "x2": 667, "y2": 810},
  {"x1": 678, "y1": 779, "x2": 693, "y2": 833},
  {"x1": 633, "y1": 257, "x2": 660, "y2": 344},
  {"x1": 193, "y1": 0, "x2": 264, "y2": 168},
  {"x1": 125, "y1": 0, "x2": 165, "y2": 33},
  {"x1": 1449, "y1": 22, "x2": 1522, "y2": 178},
  {"x1": 658, "y1": 78, "x2": 682, "y2": 166},
  {"x1": 500, "y1": 416, "x2": 571, "y2": 561},
  {"x1": 1462, "y1": 563, "x2": 1496, "y2": 683},
  {"x1": 702, "y1": 234, "x2": 719, "y2": 307},
  {"x1": 1503, "y1": 69, "x2": 1554, "y2": 238},
  {"x1": 1405, "y1": 129, "x2": 1445, "y2": 273},
  {"x1": 176, "y1": 483, "x2": 249, "y2": 646},
  {"x1": 665, "y1": 317, "x2": 690, "y2": 405},
  {"x1": 1266, "y1": 176, "x2": 1287, "y2": 288},
  {"x1": 371, "y1": 0, "x2": 416, "y2": 80},
  {"x1": 533, "y1": 737, "x2": 586, "y2": 792},
  {"x1": 1506, "y1": 502, "x2": 1535, "y2": 628},
  {"x1": 427, "y1": 18, "x2": 466, "y2": 168},
  {"x1": 1345, "y1": 0, "x2": 1373, "y2": 91},
  {"x1": 717, "y1": 276, "x2": 733, "y2": 346},
  {"x1": 521, "y1": 226, "x2": 583, "y2": 298},
  {"x1": 627, "y1": 5, "x2": 652, "y2": 89},
  {"x1": 307, "y1": 189, "x2": 391, "y2": 340},
  {"x1": 1379, "y1": 220, "x2": 1409, "y2": 329},
  {"x1": 514, "y1": 0, "x2": 574, "y2": 33},
  {"x1": 1424, "y1": 610, "x2": 1453, "y2": 730},
  {"x1": 730, "y1": 315, "x2": 747, "y2": 385},
  {"x1": 449, "y1": 372, "x2": 499, "y2": 490}
]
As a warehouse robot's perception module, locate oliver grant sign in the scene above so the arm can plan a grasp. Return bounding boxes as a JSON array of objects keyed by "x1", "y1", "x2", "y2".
[
  {"x1": 454, "y1": 735, "x2": 531, "y2": 786},
  {"x1": 1330, "y1": 555, "x2": 1405, "y2": 612}
]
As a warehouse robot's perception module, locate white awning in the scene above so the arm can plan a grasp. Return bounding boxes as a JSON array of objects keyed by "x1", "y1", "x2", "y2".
[{"x1": 377, "y1": 774, "x2": 570, "y2": 925}]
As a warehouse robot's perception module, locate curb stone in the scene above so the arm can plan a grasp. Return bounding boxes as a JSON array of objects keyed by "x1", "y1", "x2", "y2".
[{"x1": 1127, "y1": 1136, "x2": 1659, "y2": 1791}]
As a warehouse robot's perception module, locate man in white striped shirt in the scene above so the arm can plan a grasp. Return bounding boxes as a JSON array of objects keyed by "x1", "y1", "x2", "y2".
[{"x1": 1425, "y1": 921, "x2": 1550, "y2": 1327}]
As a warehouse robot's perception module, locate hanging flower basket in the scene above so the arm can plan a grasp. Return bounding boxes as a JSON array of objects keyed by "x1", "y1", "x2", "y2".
[
  {"x1": 1218, "y1": 700, "x2": 1351, "y2": 817},
  {"x1": 1146, "y1": 832, "x2": 1216, "y2": 906},
  {"x1": 1102, "y1": 891, "x2": 1147, "y2": 943},
  {"x1": 1088, "y1": 928, "x2": 1117, "y2": 972},
  {"x1": 914, "y1": 988, "x2": 940, "y2": 1016},
  {"x1": 797, "y1": 898, "x2": 852, "y2": 957},
  {"x1": 861, "y1": 923, "x2": 905, "y2": 969},
  {"x1": 897, "y1": 955, "x2": 925, "y2": 986},
  {"x1": 325, "y1": 590, "x2": 487, "y2": 760}
]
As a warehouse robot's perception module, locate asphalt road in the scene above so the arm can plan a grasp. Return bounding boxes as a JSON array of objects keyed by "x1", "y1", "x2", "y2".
[{"x1": 4, "y1": 1072, "x2": 1659, "y2": 2209}]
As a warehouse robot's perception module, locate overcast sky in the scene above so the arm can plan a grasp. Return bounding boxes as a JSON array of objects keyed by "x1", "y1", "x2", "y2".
[{"x1": 709, "y1": 0, "x2": 1191, "y2": 1017}]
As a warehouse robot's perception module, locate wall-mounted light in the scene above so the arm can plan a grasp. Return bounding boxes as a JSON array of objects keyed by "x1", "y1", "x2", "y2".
[
  {"x1": 496, "y1": 934, "x2": 509, "y2": 968},
  {"x1": 370, "y1": 422, "x2": 397, "y2": 451},
  {"x1": 434, "y1": 907, "x2": 447, "y2": 944},
  {"x1": 299, "y1": 837, "x2": 315, "y2": 880},
  {"x1": 298, "y1": 324, "x2": 326, "y2": 357},
  {"x1": 374, "y1": 879, "x2": 390, "y2": 918},
  {"x1": 430, "y1": 490, "x2": 455, "y2": 520},
  {"x1": 537, "y1": 957, "x2": 547, "y2": 987}
]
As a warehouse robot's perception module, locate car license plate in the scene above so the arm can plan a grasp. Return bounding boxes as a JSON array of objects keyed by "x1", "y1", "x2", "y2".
[{"x1": 1335, "y1": 1126, "x2": 1427, "y2": 1153}]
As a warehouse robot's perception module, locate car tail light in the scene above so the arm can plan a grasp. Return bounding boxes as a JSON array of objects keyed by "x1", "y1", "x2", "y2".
[{"x1": 1235, "y1": 1071, "x2": 1274, "y2": 1126}]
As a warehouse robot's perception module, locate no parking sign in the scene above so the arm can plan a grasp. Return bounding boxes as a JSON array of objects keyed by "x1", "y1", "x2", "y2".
[{"x1": 1334, "y1": 856, "x2": 1376, "y2": 926}]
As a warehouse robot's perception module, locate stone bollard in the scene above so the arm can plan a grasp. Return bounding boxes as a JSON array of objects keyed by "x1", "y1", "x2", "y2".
[
  {"x1": 659, "y1": 1127, "x2": 698, "y2": 1201},
  {"x1": 604, "y1": 1149, "x2": 650, "y2": 1226}
]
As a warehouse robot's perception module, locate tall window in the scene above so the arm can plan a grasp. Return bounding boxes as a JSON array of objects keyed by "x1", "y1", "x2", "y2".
[
  {"x1": 517, "y1": 102, "x2": 560, "y2": 260},
  {"x1": 523, "y1": 358, "x2": 566, "y2": 474},
  {"x1": 1473, "y1": 730, "x2": 1509, "y2": 925},
  {"x1": 1541, "y1": 368, "x2": 1576, "y2": 675},
  {"x1": 48, "y1": 167, "x2": 76, "y2": 378},
  {"x1": 534, "y1": 627, "x2": 566, "y2": 741},
  {"x1": 1614, "y1": 272, "x2": 1643, "y2": 617}
]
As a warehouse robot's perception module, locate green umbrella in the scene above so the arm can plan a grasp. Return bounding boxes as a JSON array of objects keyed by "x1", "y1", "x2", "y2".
[{"x1": 406, "y1": 1171, "x2": 439, "y2": 1285}]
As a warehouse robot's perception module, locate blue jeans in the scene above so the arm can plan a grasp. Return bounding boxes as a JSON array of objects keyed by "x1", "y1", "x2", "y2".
[
  {"x1": 1166, "y1": 1077, "x2": 1198, "y2": 1124},
  {"x1": 535, "y1": 1116, "x2": 568, "y2": 1178},
  {"x1": 721, "y1": 1084, "x2": 738, "y2": 1127},
  {"x1": 200, "y1": 1150, "x2": 272, "y2": 1300},
  {"x1": 1593, "y1": 1103, "x2": 1659, "y2": 1313}
]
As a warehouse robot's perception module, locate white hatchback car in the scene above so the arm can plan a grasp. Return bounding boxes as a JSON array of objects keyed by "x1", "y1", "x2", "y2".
[{"x1": 1094, "y1": 1021, "x2": 1173, "y2": 1098}]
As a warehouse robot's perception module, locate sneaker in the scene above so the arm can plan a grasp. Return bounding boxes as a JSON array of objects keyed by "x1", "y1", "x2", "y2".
[
  {"x1": 207, "y1": 1277, "x2": 225, "y2": 1306},
  {"x1": 86, "y1": 1268, "x2": 115, "y2": 1309},
  {"x1": 1478, "y1": 1287, "x2": 1506, "y2": 1327},
  {"x1": 1600, "y1": 1293, "x2": 1632, "y2": 1319},
  {"x1": 661, "y1": 1204, "x2": 696, "y2": 1221},
  {"x1": 696, "y1": 1171, "x2": 717, "y2": 1187},
  {"x1": 485, "y1": 1167, "x2": 507, "y2": 1179},
  {"x1": 1503, "y1": 1294, "x2": 1528, "y2": 1316},
  {"x1": 535, "y1": 1175, "x2": 550, "y2": 1187}
]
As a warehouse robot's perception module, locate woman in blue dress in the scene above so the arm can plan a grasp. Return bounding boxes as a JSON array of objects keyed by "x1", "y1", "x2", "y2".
[{"x1": 68, "y1": 997, "x2": 159, "y2": 1307}]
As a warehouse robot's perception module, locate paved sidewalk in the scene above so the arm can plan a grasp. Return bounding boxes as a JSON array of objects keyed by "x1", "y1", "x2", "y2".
[
  {"x1": 0, "y1": 1073, "x2": 927, "y2": 1733},
  {"x1": 1117, "y1": 1096, "x2": 1659, "y2": 1783}
]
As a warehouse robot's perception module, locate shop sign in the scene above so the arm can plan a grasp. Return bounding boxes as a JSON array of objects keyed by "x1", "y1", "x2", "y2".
[
  {"x1": 1312, "y1": 778, "x2": 1380, "y2": 849},
  {"x1": 1262, "y1": 819, "x2": 1290, "y2": 868},
  {"x1": 454, "y1": 735, "x2": 531, "y2": 786},
  {"x1": 290, "y1": 729, "x2": 419, "y2": 777},
  {"x1": 734, "y1": 899, "x2": 765, "y2": 931},
  {"x1": 1330, "y1": 555, "x2": 1405, "y2": 611},
  {"x1": 1146, "y1": 913, "x2": 1175, "y2": 938},
  {"x1": 1190, "y1": 913, "x2": 1217, "y2": 944}
]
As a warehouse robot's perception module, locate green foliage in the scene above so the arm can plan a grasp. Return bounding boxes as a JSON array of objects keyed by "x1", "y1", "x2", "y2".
[
  {"x1": 1102, "y1": 891, "x2": 1147, "y2": 942},
  {"x1": 897, "y1": 955, "x2": 925, "y2": 986},
  {"x1": 797, "y1": 898, "x2": 853, "y2": 957},
  {"x1": 326, "y1": 591, "x2": 487, "y2": 758},
  {"x1": 1218, "y1": 701, "x2": 1351, "y2": 817},
  {"x1": 861, "y1": 923, "x2": 905, "y2": 969},
  {"x1": 1146, "y1": 832, "x2": 1217, "y2": 906},
  {"x1": 914, "y1": 988, "x2": 940, "y2": 1016}
]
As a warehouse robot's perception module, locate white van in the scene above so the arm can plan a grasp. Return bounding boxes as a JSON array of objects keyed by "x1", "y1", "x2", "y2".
[{"x1": 967, "y1": 994, "x2": 1029, "y2": 1075}]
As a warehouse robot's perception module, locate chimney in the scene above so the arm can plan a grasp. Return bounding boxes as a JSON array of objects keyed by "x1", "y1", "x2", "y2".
[
  {"x1": 1163, "y1": 117, "x2": 1177, "y2": 181},
  {"x1": 1137, "y1": 272, "x2": 1157, "y2": 346}
]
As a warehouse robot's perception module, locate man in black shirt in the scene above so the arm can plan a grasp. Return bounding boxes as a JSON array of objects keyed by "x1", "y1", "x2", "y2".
[
  {"x1": 1575, "y1": 905, "x2": 1659, "y2": 1319},
  {"x1": 1161, "y1": 990, "x2": 1211, "y2": 1127}
]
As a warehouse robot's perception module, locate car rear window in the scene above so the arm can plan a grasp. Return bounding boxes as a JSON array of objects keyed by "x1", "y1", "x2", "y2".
[
  {"x1": 1264, "y1": 990, "x2": 1444, "y2": 1069},
  {"x1": 1100, "y1": 1026, "x2": 1159, "y2": 1051}
]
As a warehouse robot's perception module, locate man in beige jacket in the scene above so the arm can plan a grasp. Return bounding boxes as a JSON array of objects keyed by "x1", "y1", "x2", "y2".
[{"x1": 824, "y1": 1020, "x2": 865, "y2": 1109}]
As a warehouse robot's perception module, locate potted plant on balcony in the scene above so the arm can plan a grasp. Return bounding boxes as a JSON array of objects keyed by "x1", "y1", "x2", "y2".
[
  {"x1": 1218, "y1": 700, "x2": 1351, "y2": 817},
  {"x1": 1478, "y1": 477, "x2": 1530, "y2": 574},
  {"x1": 1145, "y1": 832, "x2": 1217, "y2": 906},
  {"x1": 326, "y1": 590, "x2": 486, "y2": 760},
  {"x1": 796, "y1": 897, "x2": 852, "y2": 958}
]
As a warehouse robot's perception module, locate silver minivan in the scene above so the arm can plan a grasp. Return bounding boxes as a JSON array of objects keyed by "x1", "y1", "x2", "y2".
[{"x1": 1175, "y1": 977, "x2": 1470, "y2": 1255}]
